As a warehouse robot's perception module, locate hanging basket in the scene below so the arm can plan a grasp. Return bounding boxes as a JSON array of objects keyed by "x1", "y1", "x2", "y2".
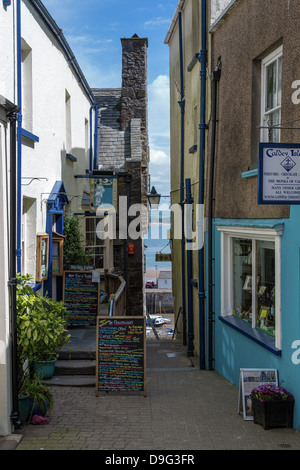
[{"x1": 251, "y1": 396, "x2": 294, "y2": 430}]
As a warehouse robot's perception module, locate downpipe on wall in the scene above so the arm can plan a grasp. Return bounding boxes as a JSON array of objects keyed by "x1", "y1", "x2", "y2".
[
  {"x1": 16, "y1": 0, "x2": 22, "y2": 274},
  {"x1": 8, "y1": 109, "x2": 22, "y2": 429},
  {"x1": 178, "y1": 11, "x2": 187, "y2": 345},
  {"x1": 185, "y1": 179, "x2": 194, "y2": 357},
  {"x1": 198, "y1": 0, "x2": 208, "y2": 370},
  {"x1": 208, "y1": 62, "x2": 221, "y2": 371}
]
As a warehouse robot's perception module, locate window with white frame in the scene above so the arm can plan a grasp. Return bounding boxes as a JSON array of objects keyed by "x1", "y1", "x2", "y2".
[
  {"x1": 218, "y1": 226, "x2": 282, "y2": 350},
  {"x1": 261, "y1": 45, "x2": 283, "y2": 143},
  {"x1": 85, "y1": 217, "x2": 105, "y2": 269}
]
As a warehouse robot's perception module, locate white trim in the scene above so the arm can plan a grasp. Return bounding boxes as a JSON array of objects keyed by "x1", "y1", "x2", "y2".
[
  {"x1": 217, "y1": 225, "x2": 282, "y2": 350},
  {"x1": 260, "y1": 45, "x2": 283, "y2": 143}
]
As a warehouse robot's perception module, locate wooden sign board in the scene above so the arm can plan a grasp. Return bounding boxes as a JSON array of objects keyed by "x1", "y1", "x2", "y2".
[
  {"x1": 155, "y1": 253, "x2": 172, "y2": 262},
  {"x1": 238, "y1": 368, "x2": 278, "y2": 420},
  {"x1": 96, "y1": 316, "x2": 146, "y2": 396},
  {"x1": 63, "y1": 271, "x2": 100, "y2": 326}
]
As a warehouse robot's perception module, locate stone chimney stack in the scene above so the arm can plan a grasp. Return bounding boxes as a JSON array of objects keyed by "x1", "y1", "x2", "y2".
[{"x1": 120, "y1": 34, "x2": 149, "y2": 163}]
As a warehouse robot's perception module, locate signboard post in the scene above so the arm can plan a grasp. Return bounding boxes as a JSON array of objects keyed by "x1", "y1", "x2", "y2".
[
  {"x1": 63, "y1": 271, "x2": 100, "y2": 326},
  {"x1": 258, "y1": 143, "x2": 300, "y2": 204},
  {"x1": 96, "y1": 316, "x2": 146, "y2": 396}
]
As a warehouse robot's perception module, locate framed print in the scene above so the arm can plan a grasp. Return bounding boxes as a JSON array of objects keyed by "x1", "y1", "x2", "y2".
[
  {"x1": 36, "y1": 233, "x2": 49, "y2": 282},
  {"x1": 52, "y1": 232, "x2": 64, "y2": 276}
]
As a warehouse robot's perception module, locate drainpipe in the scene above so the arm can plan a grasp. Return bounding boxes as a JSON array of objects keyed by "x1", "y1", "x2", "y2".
[
  {"x1": 185, "y1": 179, "x2": 194, "y2": 356},
  {"x1": 89, "y1": 106, "x2": 93, "y2": 172},
  {"x1": 8, "y1": 110, "x2": 22, "y2": 429},
  {"x1": 198, "y1": 0, "x2": 208, "y2": 370},
  {"x1": 93, "y1": 105, "x2": 98, "y2": 170},
  {"x1": 178, "y1": 11, "x2": 187, "y2": 345},
  {"x1": 16, "y1": 0, "x2": 22, "y2": 274},
  {"x1": 208, "y1": 62, "x2": 221, "y2": 371}
]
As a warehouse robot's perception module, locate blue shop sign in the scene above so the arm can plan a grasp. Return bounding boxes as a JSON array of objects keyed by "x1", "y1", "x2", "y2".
[{"x1": 258, "y1": 143, "x2": 300, "y2": 205}]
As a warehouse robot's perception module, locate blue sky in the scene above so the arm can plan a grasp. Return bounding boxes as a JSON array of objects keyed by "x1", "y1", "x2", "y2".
[{"x1": 42, "y1": 0, "x2": 179, "y2": 201}]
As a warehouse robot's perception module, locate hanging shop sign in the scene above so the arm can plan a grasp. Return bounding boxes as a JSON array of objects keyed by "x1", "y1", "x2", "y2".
[
  {"x1": 155, "y1": 253, "x2": 172, "y2": 262},
  {"x1": 93, "y1": 176, "x2": 118, "y2": 209},
  {"x1": 258, "y1": 143, "x2": 300, "y2": 205}
]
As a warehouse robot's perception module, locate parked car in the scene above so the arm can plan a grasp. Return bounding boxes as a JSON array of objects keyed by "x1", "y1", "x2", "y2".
[{"x1": 146, "y1": 281, "x2": 155, "y2": 288}]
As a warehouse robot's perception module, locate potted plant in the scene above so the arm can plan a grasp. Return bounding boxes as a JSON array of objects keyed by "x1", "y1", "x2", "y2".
[
  {"x1": 250, "y1": 383, "x2": 295, "y2": 430},
  {"x1": 26, "y1": 374, "x2": 54, "y2": 421},
  {"x1": 63, "y1": 216, "x2": 91, "y2": 269},
  {"x1": 17, "y1": 372, "x2": 32, "y2": 424},
  {"x1": 17, "y1": 274, "x2": 70, "y2": 379}
]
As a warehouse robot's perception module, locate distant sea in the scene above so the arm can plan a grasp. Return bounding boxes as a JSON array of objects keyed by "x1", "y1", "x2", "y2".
[{"x1": 144, "y1": 211, "x2": 171, "y2": 271}]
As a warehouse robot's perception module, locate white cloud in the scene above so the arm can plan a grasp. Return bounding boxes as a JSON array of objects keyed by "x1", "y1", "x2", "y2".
[
  {"x1": 148, "y1": 75, "x2": 171, "y2": 194},
  {"x1": 150, "y1": 149, "x2": 169, "y2": 166},
  {"x1": 144, "y1": 16, "x2": 172, "y2": 27}
]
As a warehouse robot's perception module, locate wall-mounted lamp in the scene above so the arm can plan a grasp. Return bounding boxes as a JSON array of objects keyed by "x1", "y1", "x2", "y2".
[{"x1": 147, "y1": 186, "x2": 161, "y2": 208}]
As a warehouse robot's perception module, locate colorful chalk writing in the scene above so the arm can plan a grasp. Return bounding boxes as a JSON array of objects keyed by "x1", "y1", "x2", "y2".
[
  {"x1": 63, "y1": 271, "x2": 99, "y2": 326},
  {"x1": 96, "y1": 316, "x2": 146, "y2": 395}
]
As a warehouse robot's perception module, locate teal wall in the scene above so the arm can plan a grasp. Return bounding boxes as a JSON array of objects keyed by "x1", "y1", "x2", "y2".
[{"x1": 209, "y1": 208, "x2": 300, "y2": 429}]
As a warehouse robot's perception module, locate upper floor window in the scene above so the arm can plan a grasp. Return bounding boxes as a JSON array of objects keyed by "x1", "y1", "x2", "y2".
[
  {"x1": 21, "y1": 39, "x2": 33, "y2": 132},
  {"x1": 261, "y1": 46, "x2": 283, "y2": 143}
]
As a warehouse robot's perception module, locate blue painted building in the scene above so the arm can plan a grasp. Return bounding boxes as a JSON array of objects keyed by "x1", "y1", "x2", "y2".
[{"x1": 208, "y1": 0, "x2": 300, "y2": 429}]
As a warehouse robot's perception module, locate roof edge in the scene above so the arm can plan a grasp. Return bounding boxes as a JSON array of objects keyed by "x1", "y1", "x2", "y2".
[
  {"x1": 164, "y1": 0, "x2": 186, "y2": 45},
  {"x1": 209, "y1": 0, "x2": 243, "y2": 34},
  {"x1": 28, "y1": 0, "x2": 95, "y2": 104}
]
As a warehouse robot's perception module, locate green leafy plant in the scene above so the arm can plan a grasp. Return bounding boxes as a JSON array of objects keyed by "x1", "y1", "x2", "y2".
[
  {"x1": 17, "y1": 274, "x2": 70, "y2": 366},
  {"x1": 63, "y1": 216, "x2": 91, "y2": 268},
  {"x1": 20, "y1": 374, "x2": 54, "y2": 421}
]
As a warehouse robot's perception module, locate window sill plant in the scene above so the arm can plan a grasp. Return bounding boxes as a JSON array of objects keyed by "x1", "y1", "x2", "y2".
[{"x1": 250, "y1": 383, "x2": 295, "y2": 430}]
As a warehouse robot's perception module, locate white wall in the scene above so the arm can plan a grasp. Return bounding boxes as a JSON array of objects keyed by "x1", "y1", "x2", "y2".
[
  {"x1": 0, "y1": 1, "x2": 16, "y2": 438},
  {"x1": 0, "y1": 0, "x2": 93, "y2": 435},
  {"x1": 20, "y1": 0, "x2": 92, "y2": 277}
]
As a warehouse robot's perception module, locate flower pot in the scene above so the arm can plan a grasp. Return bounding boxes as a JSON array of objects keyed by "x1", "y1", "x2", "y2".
[
  {"x1": 28, "y1": 398, "x2": 49, "y2": 417},
  {"x1": 251, "y1": 396, "x2": 294, "y2": 430},
  {"x1": 33, "y1": 358, "x2": 57, "y2": 379},
  {"x1": 18, "y1": 393, "x2": 31, "y2": 423}
]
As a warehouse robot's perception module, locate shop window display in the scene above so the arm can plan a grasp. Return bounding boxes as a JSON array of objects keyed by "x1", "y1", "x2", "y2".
[{"x1": 233, "y1": 238, "x2": 275, "y2": 336}]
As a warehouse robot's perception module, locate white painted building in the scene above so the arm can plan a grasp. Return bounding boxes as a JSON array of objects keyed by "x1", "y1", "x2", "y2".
[
  {"x1": 0, "y1": 0, "x2": 96, "y2": 436},
  {"x1": 157, "y1": 271, "x2": 172, "y2": 290}
]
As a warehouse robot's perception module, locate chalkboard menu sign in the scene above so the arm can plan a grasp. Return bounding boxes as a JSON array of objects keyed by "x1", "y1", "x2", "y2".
[
  {"x1": 96, "y1": 316, "x2": 146, "y2": 396},
  {"x1": 63, "y1": 271, "x2": 99, "y2": 326}
]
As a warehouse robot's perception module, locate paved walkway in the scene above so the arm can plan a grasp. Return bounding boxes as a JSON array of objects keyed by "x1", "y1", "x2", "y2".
[{"x1": 7, "y1": 337, "x2": 299, "y2": 451}]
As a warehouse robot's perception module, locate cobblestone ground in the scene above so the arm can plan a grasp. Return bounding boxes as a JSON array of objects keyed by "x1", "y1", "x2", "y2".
[{"x1": 14, "y1": 341, "x2": 300, "y2": 451}]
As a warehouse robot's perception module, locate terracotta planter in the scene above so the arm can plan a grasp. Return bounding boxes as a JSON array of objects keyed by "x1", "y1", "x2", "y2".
[{"x1": 251, "y1": 396, "x2": 294, "y2": 430}]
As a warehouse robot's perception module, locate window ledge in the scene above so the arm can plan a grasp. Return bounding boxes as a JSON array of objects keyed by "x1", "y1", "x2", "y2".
[
  {"x1": 218, "y1": 315, "x2": 281, "y2": 356},
  {"x1": 66, "y1": 153, "x2": 77, "y2": 162},
  {"x1": 242, "y1": 169, "x2": 258, "y2": 179},
  {"x1": 21, "y1": 128, "x2": 39, "y2": 142}
]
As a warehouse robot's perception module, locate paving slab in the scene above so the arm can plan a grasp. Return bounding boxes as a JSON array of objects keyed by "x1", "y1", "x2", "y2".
[{"x1": 11, "y1": 335, "x2": 300, "y2": 451}]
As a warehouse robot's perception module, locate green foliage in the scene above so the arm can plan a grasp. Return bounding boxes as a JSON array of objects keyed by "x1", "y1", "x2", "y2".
[
  {"x1": 63, "y1": 216, "x2": 91, "y2": 268},
  {"x1": 16, "y1": 274, "x2": 70, "y2": 382},
  {"x1": 21, "y1": 373, "x2": 54, "y2": 420}
]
